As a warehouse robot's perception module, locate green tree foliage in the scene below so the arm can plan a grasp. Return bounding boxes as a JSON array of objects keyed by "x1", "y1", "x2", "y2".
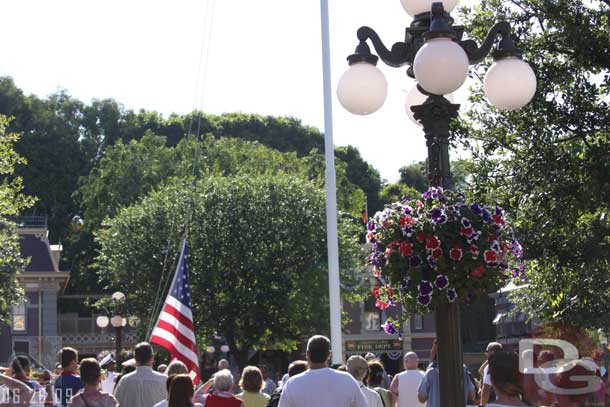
[
  {"x1": 0, "y1": 76, "x2": 381, "y2": 238},
  {"x1": 0, "y1": 115, "x2": 35, "y2": 322},
  {"x1": 379, "y1": 182, "x2": 420, "y2": 204},
  {"x1": 96, "y1": 176, "x2": 367, "y2": 366},
  {"x1": 77, "y1": 134, "x2": 366, "y2": 229},
  {"x1": 398, "y1": 161, "x2": 429, "y2": 192},
  {"x1": 457, "y1": 0, "x2": 610, "y2": 330},
  {"x1": 71, "y1": 134, "x2": 366, "y2": 294}
]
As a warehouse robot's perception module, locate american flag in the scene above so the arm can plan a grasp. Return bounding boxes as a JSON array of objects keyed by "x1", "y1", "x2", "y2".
[{"x1": 150, "y1": 239, "x2": 200, "y2": 383}]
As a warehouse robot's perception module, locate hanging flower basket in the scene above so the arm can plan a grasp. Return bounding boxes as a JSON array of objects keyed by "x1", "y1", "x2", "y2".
[{"x1": 366, "y1": 187, "x2": 525, "y2": 334}]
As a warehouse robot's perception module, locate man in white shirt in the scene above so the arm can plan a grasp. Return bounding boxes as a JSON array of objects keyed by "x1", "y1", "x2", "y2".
[
  {"x1": 347, "y1": 355, "x2": 384, "y2": 407},
  {"x1": 390, "y1": 352, "x2": 425, "y2": 407},
  {"x1": 114, "y1": 342, "x2": 167, "y2": 407},
  {"x1": 278, "y1": 335, "x2": 368, "y2": 407},
  {"x1": 98, "y1": 353, "x2": 117, "y2": 394}
]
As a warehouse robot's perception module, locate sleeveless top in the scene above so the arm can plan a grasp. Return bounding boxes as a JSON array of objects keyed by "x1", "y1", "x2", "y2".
[{"x1": 204, "y1": 393, "x2": 242, "y2": 407}]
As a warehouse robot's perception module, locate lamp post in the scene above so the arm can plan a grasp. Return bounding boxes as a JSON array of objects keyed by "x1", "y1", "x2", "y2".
[
  {"x1": 96, "y1": 291, "x2": 127, "y2": 360},
  {"x1": 336, "y1": 2, "x2": 536, "y2": 406}
]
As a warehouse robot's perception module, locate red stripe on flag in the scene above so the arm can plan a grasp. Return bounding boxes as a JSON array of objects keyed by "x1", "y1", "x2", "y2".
[
  {"x1": 155, "y1": 319, "x2": 197, "y2": 351},
  {"x1": 150, "y1": 335, "x2": 200, "y2": 384},
  {"x1": 163, "y1": 302, "x2": 195, "y2": 331}
]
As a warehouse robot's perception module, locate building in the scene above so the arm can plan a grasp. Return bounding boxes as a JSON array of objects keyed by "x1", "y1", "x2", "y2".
[
  {"x1": 1, "y1": 217, "x2": 139, "y2": 368},
  {"x1": 0, "y1": 216, "x2": 69, "y2": 368},
  {"x1": 491, "y1": 282, "x2": 534, "y2": 351}
]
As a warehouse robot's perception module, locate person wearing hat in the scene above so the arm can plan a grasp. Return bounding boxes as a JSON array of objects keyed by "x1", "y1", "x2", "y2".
[{"x1": 98, "y1": 353, "x2": 116, "y2": 394}]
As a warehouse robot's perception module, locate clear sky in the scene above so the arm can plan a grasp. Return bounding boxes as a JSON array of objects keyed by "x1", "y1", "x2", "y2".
[{"x1": 0, "y1": 0, "x2": 476, "y2": 182}]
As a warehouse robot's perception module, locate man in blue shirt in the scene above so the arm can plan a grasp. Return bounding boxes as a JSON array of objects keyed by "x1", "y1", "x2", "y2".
[
  {"x1": 417, "y1": 342, "x2": 476, "y2": 407},
  {"x1": 54, "y1": 347, "x2": 83, "y2": 407}
]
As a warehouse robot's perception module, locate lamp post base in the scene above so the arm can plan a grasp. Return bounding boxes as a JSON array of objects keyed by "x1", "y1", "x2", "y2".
[{"x1": 435, "y1": 302, "x2": 465, "y2": 407}]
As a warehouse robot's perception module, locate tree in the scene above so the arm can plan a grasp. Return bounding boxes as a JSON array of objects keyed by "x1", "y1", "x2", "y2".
[
  {"x1": 96, "y1": 176, "x2": 367, "y2": 367},
  {"x1": 0, "y1": 115, "x2": 36, "y2": 322},
  {"x1": 398, "y1": 161, "x2": 428, "y2": 192},
  {"x1": 379, "y1": 182, "x2": 420, "y2": 204},
  {"x1": 456, "y1": 0, "x2": 610, "y2": 331}
]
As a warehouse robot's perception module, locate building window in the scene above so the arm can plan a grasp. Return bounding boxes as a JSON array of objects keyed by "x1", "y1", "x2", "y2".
[
  {"x1": 363, "y1": 297, "x2": 381, "y2": 331},
  {"x1": 12, "y1": 303, "x2": 26, "y2": 332},
  {"x1": 364, "y1": 311, "x2": 381, "y2": 331},
  {"x1": 412, "y1": 314, "x2": 423, "y2": 331}
]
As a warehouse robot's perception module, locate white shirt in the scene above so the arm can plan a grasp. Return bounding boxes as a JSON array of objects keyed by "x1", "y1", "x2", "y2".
[
  {"x1": 278, "y1": 368, "x2": 367, "y2": 407},
  {"x1": 358, "y1": 381, "x2": 383, "y2": 407},
  {"x1": 100, "y1": 371, "x2": 116, "y2": 394},
  {"x1": 483, "y1": 365, "x2": 492, "y2": 386},
  {"x1": 396, "y1": 369, "x2": 425, "y2": 407},
  {"x1": 113, "y1": 366, "x2": 167, "y2": 407}
]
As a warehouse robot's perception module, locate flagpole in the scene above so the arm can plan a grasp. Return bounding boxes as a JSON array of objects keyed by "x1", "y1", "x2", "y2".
[
  {"x1": 148, "y1": 238, "x2": 187, "y2": 340},
  {"x1": 320, "y1": 0, "x2": 343, "y2": 365}
]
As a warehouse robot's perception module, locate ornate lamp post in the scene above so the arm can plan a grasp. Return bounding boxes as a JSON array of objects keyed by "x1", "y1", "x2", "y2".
[
  {"x1": 96, "y1": 291, "x2": 128, "y2": 360},
  {"x1": 336, "y1": 1, "x2": 536, "y2": 406}
]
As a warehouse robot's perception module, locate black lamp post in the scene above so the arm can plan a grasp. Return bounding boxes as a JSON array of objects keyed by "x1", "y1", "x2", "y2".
[{"x1": 337, "y1": 2, "x2": 536, "y2": 406}]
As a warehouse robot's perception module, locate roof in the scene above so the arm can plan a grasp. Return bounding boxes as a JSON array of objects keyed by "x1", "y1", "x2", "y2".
[{"x1": 19, "y1": 234, "x2": 56, "y2": 272}]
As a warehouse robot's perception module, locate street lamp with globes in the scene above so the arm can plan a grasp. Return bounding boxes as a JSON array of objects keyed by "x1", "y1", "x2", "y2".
[
  {"x1": 337, "y1": 1, "x2": 536, "y2": 406},
  {"x1": 95, "y1": 291, "x2": 129, "y2": 360}
]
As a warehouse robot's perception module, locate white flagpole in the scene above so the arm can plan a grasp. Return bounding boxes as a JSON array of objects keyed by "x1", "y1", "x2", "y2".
[{"x1": 320, "y1": 0, "x2": 343, "y2": 365}]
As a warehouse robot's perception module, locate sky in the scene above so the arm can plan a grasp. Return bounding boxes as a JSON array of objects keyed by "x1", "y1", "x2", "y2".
[{"x1": 0, "y1": 0, "x2": 476, "y2": 182}]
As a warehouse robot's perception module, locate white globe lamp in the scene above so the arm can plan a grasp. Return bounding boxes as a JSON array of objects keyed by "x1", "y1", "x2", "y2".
[
  {"x1": 400, "y1": 0, "x2": 459, "y2": 17},
  {"x1": 220, "y1": 345, "x2": 230, "y2": 353},
  {"x1": 110, "y1": 315, "x2": 123, "y2": 328},
  {"x1": 111, "y1": 291, "x2": 126, "y2": 302},
  {"x1": 484, "y1": 57, "x2": 537, "y2": 110},
  {"x1": 337, "y1": 62, "x2": 388, "y2": 115},
  {"x1": 414, "y1": 38, "x2": 469, "y2": 95},
  {"x1": 96, "y1": 315, "x2": 109, "y2": 329},
  {"x1": 405, "y1": 85, "x2": 454, "y2": 125}
]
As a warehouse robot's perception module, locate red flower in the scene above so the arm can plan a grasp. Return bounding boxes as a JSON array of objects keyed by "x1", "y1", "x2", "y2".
[
  {"x1": 470, "y1": 265, "x2": 485, "y2": 278},
  {"x1": 470, "y1": 244, "x2": 480, "y2": 259},
  {"x1": 416, "y1": 232, "x2": 427, "y2": 242},
  {"x1": 385, "y1": 247, "x2": 393, "y2": 257},
  {"x1": 372, "y1": 286, "x2": 380, "y2": 298},
  {"x1": 450, "y1": 247, "x2": 463, "y2": 261},
  {"x1": 502, "y1": 243, "x2": 510, "y2": 253},
  {"x1": 425, "y1": 236, "x2": 441, "y2": 250},
  {"x1": 484, "y1": 250, "x2": 498, "y2": 263},
  {"x1": 488, "y1": 234, "x2": 498, "y2": 242},
  {"x1": 492, "y1": 214, "x2": 505, "y2": 225},
  {"x1": 399, "y1": 215, "x2": 416, "y2": 228},
  {"x1": 461, "y1": 227, "x2": 474, "y2": 237},
  {"x1": 399, "y1": 242, "x2": 413, "y2": 257},
  {"x1": 432, "y1": 248, "x2": 443, "y2": 260},
  {"x1": 372, "y1": 267, "x2": 381, "y2": 277},
  {"x1": 376, "y1": 299, "x2": 390, "y2": 310}
]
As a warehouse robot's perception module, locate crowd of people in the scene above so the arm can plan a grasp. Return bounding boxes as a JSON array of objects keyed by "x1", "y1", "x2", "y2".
[{"x1": 0, "y1": 336, "x2": 608, "y2": 407}]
